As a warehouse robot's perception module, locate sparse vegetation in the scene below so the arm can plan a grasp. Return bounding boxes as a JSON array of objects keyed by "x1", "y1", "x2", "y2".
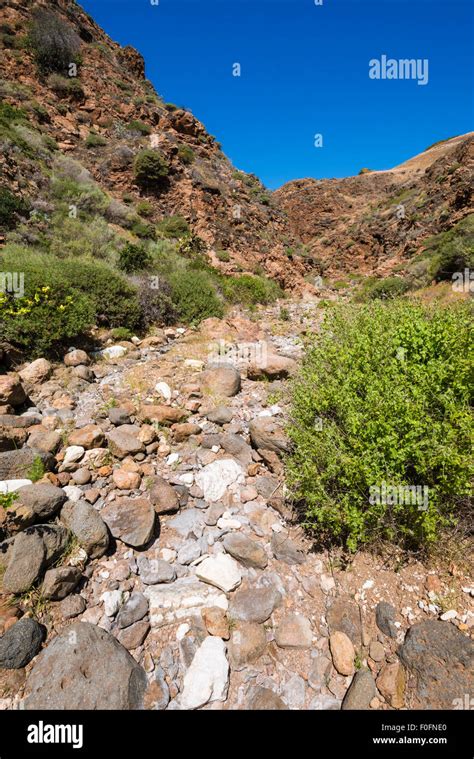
[{"x1": 28, "y1": 8, "x2": 81, "y2": 74}]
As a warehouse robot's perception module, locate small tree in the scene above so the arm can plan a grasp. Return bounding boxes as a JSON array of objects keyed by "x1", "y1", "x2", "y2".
[
  {"x1": 29, "y1": 9, "x2": 81, "y2": 74},
  {"x1": 118, "y1": 242, "x2": 152, "y2": 273},
  {"x1": 134, "y1": 149, "x2": 169, "y2": 188}
]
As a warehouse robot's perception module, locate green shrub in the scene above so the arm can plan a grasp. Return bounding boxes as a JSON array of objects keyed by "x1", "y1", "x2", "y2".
[
  {"x1": 133, "y1": 149, "x2": 169, "y2": 188},
  {"x1": 136, "y1": 200, "x2": 153, "y2": 217},
  {"x1": 415, "y1": 215, "x2": 474, "y2": 283},
  {"x1": 169, "y1": 270, "x2": 223, "y2": 324},
  {"x1": 85, "y1": 131, "x2": 107, "y2": 148},
  {"x1": 28, "y1": 9, "x2": 81, "y2": 74},
  {"x1": 132, "y1": 275, "x2": 177, "y2": 328},
  {"x1": 130, "y1": 218, "x2": 156, "y2": 239},
  {"x1": 216, "y1": 249, "x2": 230, "y2": 263},
  {"x1": 0, "y1": 247, "x2": 94, "y2": 357},
  {"x1": 157, "y1": 215, "x2": 189, "y2": 238},
  {"x1": 0, "y1": 188, "x2": 30, "y2": 230},
  {"x1": 286, "y1": 300, "x2": 473, "y2": 552},
  {"x1": 222, "y1": 274, "x2": 282, "y2": 305},
  {"x1": 58, "y1": 258, "x2": 141, "y2": 329},
  {"x1": 356, "y1": 276, "x2": 411, "y2": 301},
  {"x1": 49, "y1": 216, "x2": 117, "y2": 260},
  {"x1": 111, "y1": 327, "x2": 133, "y2": 340},
  {"x1": 47, "y1": 73, "x2": 84, "y2": 101},
  {"x1": 118, "y1": 242, "x2": 152, "y2": 273},
  {"x1": 177, "y1": 144, "x2": 195, "y2": 164},
  {"x1": 127, "y1": 120, "x2": 152, "y2": 136}
]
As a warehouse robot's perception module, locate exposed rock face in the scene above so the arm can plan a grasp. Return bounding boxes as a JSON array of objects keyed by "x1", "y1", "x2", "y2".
[
  {"x1": 398, "y1": 621, "x2": 474, "y2": 709},
  {"x1": 275, "y1": 134, "x2": 474, "y2": 278},
  {"x1": 23, "y1": 623, "x2": 147, "y2": 710}
]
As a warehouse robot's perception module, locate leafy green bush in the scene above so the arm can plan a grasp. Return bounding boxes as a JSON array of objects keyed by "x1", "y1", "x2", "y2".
[
  {"x1": 157, "y1": 215, "x2": 189, "y2": 238},
  {"x1": 28, "y1": 9, "x2": 81, "y2": 74},
  {"x1": 216, "y1": 249, "x2": 230, "y2": 263},
  {"x1": 60, "y1": 259, "x2": 141, "y2": 329},
  {"x1": 127, "y1": 120, "x2": 152, "y2": 136},
  {"x1": 356, "y1": 276, "x2": 411, "y2": 301},
  {"x1": 0, "y1": 187, "x2": 30, "y2": 230},
  {"x1": 134, "y1": 149, "x2": 169, "y2": 188},
  {"x1": 111, "y1": 327, "x2": 133, "y2": 340},
  {"x1": 286, "y1": 300, "x2": 473, "y2": 552},
  {"x1": 169, "y1": 270, "x2": 223, "y2": 324},
  {"x1": 221, "y1": 274, "x2": 282, "y2": 305},
  {"x1": 85, "y1": 131, "x2": 107, "y2": 148},
  {"x1": 47, "y1": 73, "x2": 84, "y2": 101},
  {"x1": 177, "y1": 144, "x2": 195, "y2": 164},
  {"x1": 0, "y1": 247, "x2": 94, "y2": 357},
  {"x1": 0, "y1": 247, "x2": 142, "y2": 357},
  {"x1": 118, "y1": 242, "x2": 152, "y2": 273}
]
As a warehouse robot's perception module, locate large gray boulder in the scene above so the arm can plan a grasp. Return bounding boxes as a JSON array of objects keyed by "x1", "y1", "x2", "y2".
[
  {"x1": 60, "y1": 500, "x2": 109, "y2": 559},
  {"x1": 398, "y1": 620, "x2": 474, "y2": 709},
  {"x1": 23, "y1": 622, "x2": 147, "y2": 709}
]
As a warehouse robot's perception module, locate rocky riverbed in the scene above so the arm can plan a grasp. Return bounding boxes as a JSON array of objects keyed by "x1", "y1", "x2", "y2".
[{"x1": 0, "y1": 300, "x2": 472, "y2": 711}]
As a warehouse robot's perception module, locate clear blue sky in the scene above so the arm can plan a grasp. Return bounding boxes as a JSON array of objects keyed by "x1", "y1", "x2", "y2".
[{"x1": 80, "y1": 0, "x2": 473, "y2": 189}]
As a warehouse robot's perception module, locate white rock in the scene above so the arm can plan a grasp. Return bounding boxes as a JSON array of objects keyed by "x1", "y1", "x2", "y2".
[
  {"x1": 131, "y1": 336, "x2": 140, "y2": 345},
  {"x1": 101, "y1": 590, "x2": 123, "y2": 617},
  {"x1": 176, "y1": 623, "x2": 190, "y2": 641},
  {"x1": 167, "y1": 453, "x2": 180, "y2": 466},
  {"x1": 211, "y1": 445, "x2": 220, "y2": 453},
  {"x1": 195, "y1": 459, "x2": 244, "y2": 502},
  {"x1": 320, "y1": 574, "x2": 336, "y2": 593},
  {"x1": 271, "y1": 522, "x2": 283, "y2": 532},
  {"x1": 217, "y1": 517, "x2": 241, "y2": 530},
  {"x1": 440, "y1": 609, "x2": 457, "y2": 621},
  {"x1": 180, "y1": 473, "x2": 194, "y2": 486},
  {"x1": 101, "y1": 345, "x2": 127, "y2": 360},
  {"x1": 144, "y1": 577, "x2": 228, "y2": 627},
  {"x1": 362, "y1": 579, "x2": 374, "y2": 590},
  {"x1": 180, "y1": 637, "x2": 229, "y2": 710},
  {"x1": 195, "y1": 553, "x2": 241, "y2": 593},
  {"x1": 0, "y1": 479, "x2": 32, "y2": 494},
  {"x1": 155, "y1": 382, "x2": 172, "y2": 401},
  {"x1": 160, "y1": 548, "x2": 177, "y2": 562},
  {"x1": 176, "y1": 328, "x2": 186, "y2": 335},
  {"x1": 62, "y1": 445, "x2": 85, "y2": 468},
  {"x1": 62, "y1": 485, "x2": 83, "y2": 502},
  {"x1": 184, "y1": 359, "x2": 204, "y2": 371}
]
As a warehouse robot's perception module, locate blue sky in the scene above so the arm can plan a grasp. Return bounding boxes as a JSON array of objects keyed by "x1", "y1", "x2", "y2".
[{"x1": 80, "y1": 0, "x2": 473, "y2": 189}]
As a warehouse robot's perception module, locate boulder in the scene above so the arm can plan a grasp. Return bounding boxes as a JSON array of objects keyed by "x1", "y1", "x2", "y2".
[
  {"x1": 0, "y1": 618, "x2": 44, "y2": 669},
  {"x1": 223, "y1": 533, "x2": 268, "y2": 569},
  {"x1": 19, "y1": 359, "x2": 51, "y2": 385},
  {"x1": 0, "y1": 374, "x2": 26, "y2": 407},
  {"x1": 64, "y1": 350, "x2": 90, "y2": 367},
  {"x1": 23, "y1": 622, "x2": 147, "y2": 709},
  {"x1": 200, "y1": 364, "x2": 241, "y2": 398},
  {"x1": 341, "y1": 670, "x2": 376, "y2": 710},
  {"x1": 2, "y1": 530, "x2": 46, "y2": 594},
  {"x1": 195, "y1": 459, "x2": 244, "y2": 502},
  {"x1": 249, "y1": 418, "x2": 289, "y2": 454},
  {"x1": 275, "y1": 614, "x2": 313, "y2": 649},
  {"x1": 0, "y1": 449, "x2": 54, "y2": 480},
  {"x1": 228, "y1": 622, "x2": 267, "y2": 669},
  {"x1": 149, "y1": 477, "x2": 180, "y2": 515},
  {"x1": 68, "y1": 424, "x2": 105, "y2": 450},
  {"x1": 180, "y1": 636, "x2": 229, "y2": 710},
  {"x1": 247, "y1": 686, "x2": 288, "y2": 710},
  {"x1": 101, "y1": 497, "x2": 155, "y2": 548},
  {"x1": 41, "y1": 567, "x2": 82, "y2": 601},
  {"x1": 398, "y1": 620, "x2": 474, "y2": 709},
  {"x1": 247, "y1": 353, "x2": 297, "y2": 380},
  {"x1": 107, "y1": 427, "x2": 144, "y2": 458},
  {"x1": 60, "y1": 500, "x2": 109, "y2": 559}
]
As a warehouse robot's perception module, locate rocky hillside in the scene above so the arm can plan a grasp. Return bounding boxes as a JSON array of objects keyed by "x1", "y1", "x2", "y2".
[
  {"x1": 0, "y1": 0, "x2": 305, "y2": 288},
  {"x1": 275, "y1": 133, "x2": 474, "y2": 278}
]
